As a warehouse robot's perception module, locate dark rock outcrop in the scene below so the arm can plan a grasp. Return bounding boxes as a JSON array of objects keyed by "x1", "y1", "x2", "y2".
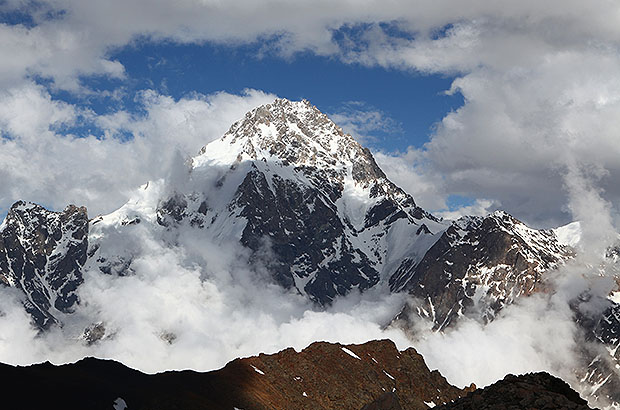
[
  {"x1": 0, "y1": 341, "x2": 592, "y2": 410},
  {"x1": 436, "y1": 372, "x2": 593, "y2": 410},
  {"x1": 361, "y1": 392, "x2": 403, "y2": 410}
]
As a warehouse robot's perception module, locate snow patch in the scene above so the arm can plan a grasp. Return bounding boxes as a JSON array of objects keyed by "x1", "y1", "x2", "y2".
[
  {"x1": 610, "y1": 292, "x2": 620, "y2": 305},
  {"x1": 113, "y1": 398, "x2": 127, "y2": 410},
  {"x1": 341, "y1": 347, "x2": 361, "y2": 360},
  {"x1": 383, "y1": 370, "x2": 395, "y2": 380}
]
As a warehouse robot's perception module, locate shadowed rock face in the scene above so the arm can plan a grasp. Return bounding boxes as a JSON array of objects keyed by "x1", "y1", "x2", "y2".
[
  {"x1": 232, "y1": 167, "x2": 380, "y2": 299},
  {"x1": 361, "y1": 392, "x2": 403, "y2": 410},
  {"x1": 0, "y1": 337, "x2": 593, "y2": 410},
  {"x1": 0, "y1": 98, "x2": 611, "y2": 406},
  {"x1": 230, "y1": 339, "x2": 471, "y2": 410},
  {"x1": 0, "y1": 339, "x2": 470, "y2": 410},
  {"x1": 436, "y1": 372, "x2": 593, "y2": 410},
  {"x1": 0, "y1": 101, "x2": 574, "y2": 327},
  {"x1": 0, "y1": 201, "x2": 88, "y2": 328},
  {"x1": 361, "y1": 372, "x2": 594, "y2": 410}
]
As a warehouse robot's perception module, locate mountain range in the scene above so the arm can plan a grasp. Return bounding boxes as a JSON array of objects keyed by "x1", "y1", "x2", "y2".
[{"x1": 0, "y1": 98, "x2": 618, "y2": 408}]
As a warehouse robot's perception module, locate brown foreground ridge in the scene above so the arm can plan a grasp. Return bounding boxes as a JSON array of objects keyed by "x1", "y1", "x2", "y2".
[
  {"x1": 0, "y1": 339, "x2": 467, "y2": 410},
  {"x1": 0, "y1": 339, "x2": 592, "y2": 410}
]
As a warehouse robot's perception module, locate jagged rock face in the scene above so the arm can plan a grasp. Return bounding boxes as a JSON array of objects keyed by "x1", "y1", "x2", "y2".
[
  {"x1": 0, "y1": 201, "x2": 87, "y2": 328},
  {"x1": 0, "y1": 99, "x2": 577, "y2": 329},
  {"x1": 1, "y1": 99, "x2": 575, "y2": 323},
  {"x1": 0, "y1": 339, "x2": 470, "y2": 410},
  {"x1": 148, "y1": 98, "x2": 441, "y2": 304},
  {"x1": 391, "y1": 211, "x2": 572, "y2": 330},
  {"x1": 232, "y1": 167, "x2": 379, "y2": 297},
  {"x1": 436, "y1": 372, "x2": 592, "y2": 410}
]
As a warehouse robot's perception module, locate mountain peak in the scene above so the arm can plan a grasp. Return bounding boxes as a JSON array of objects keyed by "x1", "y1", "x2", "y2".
[
  {"x1": 196, "y1": 98, "x2": 371, "y2": 171},
  {"x1": 170, "y1": 98, "x2": 437, "y2": 303},
  {"x1": 194, "y1": 98, "x2": 423, "y2": 211},
  {"x1": 0, "y1": 200, "x2": 88, "y2": 328}
]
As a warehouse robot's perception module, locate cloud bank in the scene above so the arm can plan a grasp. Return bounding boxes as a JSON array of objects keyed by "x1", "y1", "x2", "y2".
[{"x1": 0, "y1": 202, "x2": 412, "y2": 372}]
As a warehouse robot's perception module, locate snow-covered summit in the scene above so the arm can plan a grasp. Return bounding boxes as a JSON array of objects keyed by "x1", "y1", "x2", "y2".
[
  {"x1": 193, "y1": 98, "x2": 425, "y2": 212},
  {"x1": 0, "y1": 98, "x2": 617, "y2": 407},
  {"x1": 197, "y1": 98, "x2": 366, "y2": 169},
  {"x1": 0, "y1": 98, "x2": 576, "y2": 325}
]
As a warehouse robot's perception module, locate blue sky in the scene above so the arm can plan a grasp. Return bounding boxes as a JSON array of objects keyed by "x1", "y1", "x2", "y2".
[
  {"x1": 0, "y1": 1, "x2": 619, "y2": 228},
  {"x1": 57, "y1": 40, "x2": 463, "y2": 153}
]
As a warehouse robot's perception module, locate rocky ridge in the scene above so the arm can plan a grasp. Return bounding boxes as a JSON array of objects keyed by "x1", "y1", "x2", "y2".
[
  {"x1": 436, "y1": 372, "x2": 592, "y2": 410},
  {"x1": 0, "y1": 339, "x2": 595, "y2": 410},
  {"x1": 391, "y1": 211, "x2": 572, "y2": 330},
  {"x1": 1, "y1": 99, "x2": 575, "y2": 326}
]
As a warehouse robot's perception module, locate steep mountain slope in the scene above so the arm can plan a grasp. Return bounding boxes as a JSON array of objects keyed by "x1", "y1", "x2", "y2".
[
  {"x1": 87, "y1": 98, "x2": 444, "y2": 306},
  {"x1": 0, "y1": 339, "x2": 471, "y2": 410},
  {"x1": 0, "y1": 201, "x2": 88, "y2": 328},
  {"x1": 391, "y1": 211, "x2": 572, "y2": 330}
]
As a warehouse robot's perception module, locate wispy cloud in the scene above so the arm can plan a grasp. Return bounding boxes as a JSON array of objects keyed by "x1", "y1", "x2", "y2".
[
  {"x1": 0, "y1": 87, "x2": 276, "y2": 216},
  {"x1": 328, "y1": 101, "x2": 402, "y2": 144}
]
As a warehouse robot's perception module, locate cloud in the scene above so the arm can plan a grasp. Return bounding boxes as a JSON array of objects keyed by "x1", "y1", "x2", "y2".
[
  {"x1": 433, "y1": 199, "x2": 497, "y2": 221},
  {"x1": 373, "y1": 148, "x2": 447, "y2": 211},
  {"x1": 328, "y1": 102, "x2": 402, "y2": 145},
  {"x1": 0, "y1": 86, "x2": 275, "y2": 217},
  {"x1": 418, "y1": 50, "x2": 620, "y2": 227},
  {"x1": 371, "y1": 44, "x2": 620, "y2": 228},
  {"x1": 1, "y1": 2, "x2": 620, "y2": 405},
  {"x1": 374, "y1": 148, "x2": 497, "y2": 220},
  {"x1": 0, "y1": 82, "x2": 77, "y2": 137},
  {"x1": 0, "y1": 1, "x2": 614, "y2": 87},
  {"x1": 411, "y1": 293, "x2": 580, "y2": 389}
]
